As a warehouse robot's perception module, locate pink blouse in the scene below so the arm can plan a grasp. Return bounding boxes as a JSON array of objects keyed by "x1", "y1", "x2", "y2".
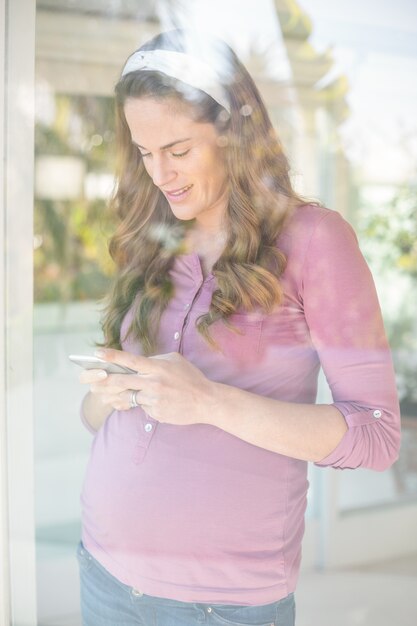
[{"x1": 80, "y1": 203, "x2": 400, "y2": 605}]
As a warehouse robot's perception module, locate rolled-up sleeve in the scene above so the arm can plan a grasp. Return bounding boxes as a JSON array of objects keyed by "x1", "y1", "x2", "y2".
[{"x1": 301, "y1": 210, "x2": 401, "y2": 471}]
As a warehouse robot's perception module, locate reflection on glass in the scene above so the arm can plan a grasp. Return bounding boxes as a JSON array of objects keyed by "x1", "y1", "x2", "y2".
[{"x1": 33, "y1": 1, "x2": 416, "y2": 624}]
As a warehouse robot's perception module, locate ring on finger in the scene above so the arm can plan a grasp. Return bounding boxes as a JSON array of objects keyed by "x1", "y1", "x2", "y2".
[{"x1": 130, "y1": 389, "x2": 140, "y2": 409}]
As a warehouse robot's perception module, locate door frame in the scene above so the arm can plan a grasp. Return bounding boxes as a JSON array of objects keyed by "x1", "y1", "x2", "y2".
[{"x1": 0, "y1": 1, "x2": 37, "y2": 624}]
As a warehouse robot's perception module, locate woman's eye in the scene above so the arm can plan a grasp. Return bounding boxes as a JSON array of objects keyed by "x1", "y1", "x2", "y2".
[
  {"x1": 171, "y1": 150, "x2": 190, "y2": 158},
  {"x1": 139, "y1": 149, "x2": 190, "y2": 159}
]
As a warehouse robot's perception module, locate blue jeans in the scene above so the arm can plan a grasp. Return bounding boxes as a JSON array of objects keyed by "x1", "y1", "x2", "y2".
[{"x1": 76, "y1": 541, "x2": 296, "y2": 626}]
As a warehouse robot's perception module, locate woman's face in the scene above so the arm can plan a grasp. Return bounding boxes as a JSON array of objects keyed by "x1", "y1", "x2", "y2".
[{"x1": 123, "y1": 97, "x2": 229, "y2": 233}]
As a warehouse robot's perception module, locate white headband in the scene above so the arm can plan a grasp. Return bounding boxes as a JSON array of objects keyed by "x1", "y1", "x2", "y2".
[{"x1": 121, "y1": 49, "x2": 231, "y2": 114}]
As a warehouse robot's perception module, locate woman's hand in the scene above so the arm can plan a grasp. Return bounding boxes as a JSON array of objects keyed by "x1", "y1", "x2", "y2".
[
  {"x1": 79, "y1": 349, "x2": 216, "y2": 426},
  {"x1": 78, "y1": 365, "x2": 134, "y2": 413}
]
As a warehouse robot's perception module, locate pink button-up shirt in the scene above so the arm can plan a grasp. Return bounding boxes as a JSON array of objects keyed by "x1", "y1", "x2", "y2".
[{"x1": 80, "y1": 204, "x2": 400, "y2": 605}]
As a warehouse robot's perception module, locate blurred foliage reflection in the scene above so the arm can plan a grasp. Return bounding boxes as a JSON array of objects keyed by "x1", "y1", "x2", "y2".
[
  {"x1": 34, "y1": 95, "x2": 117, "y2": 302},
  {"x1": 360, "y1": 183, "x2": 417, "y2": 407}
]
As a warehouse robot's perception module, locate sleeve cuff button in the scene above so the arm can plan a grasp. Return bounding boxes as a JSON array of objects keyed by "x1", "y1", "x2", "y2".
[{"x1": 373, "y1": 409, "x2": 382, "y2": 418}]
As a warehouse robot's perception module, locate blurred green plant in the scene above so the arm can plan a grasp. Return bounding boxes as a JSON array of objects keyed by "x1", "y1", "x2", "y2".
[
  {"x1": 359, "y1": 182, "x2": 417, "y2": 407},
  {"x1": 361, "y1": 184, "x2": 417, "y2": 278},
  {"x1": 35, "y1": 94, "x2": 117, "y2": 302},
  {"x1": 34, "y1": 197, "x2": 116, "y2": 302}
]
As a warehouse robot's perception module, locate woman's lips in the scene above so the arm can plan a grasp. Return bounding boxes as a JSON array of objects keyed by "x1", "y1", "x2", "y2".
[{"x1": 164, "y1": 184, "x2": 193, "y2": 202}]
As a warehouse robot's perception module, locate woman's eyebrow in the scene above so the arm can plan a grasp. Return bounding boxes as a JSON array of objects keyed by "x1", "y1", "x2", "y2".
[{"x1": 132, "y1": 138, "x2": 192, "y2": 150}]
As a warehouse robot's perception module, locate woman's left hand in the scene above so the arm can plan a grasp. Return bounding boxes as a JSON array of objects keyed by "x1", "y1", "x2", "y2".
[{"x1": 94, "y1": 348, "x2": 216, "y2": 425}]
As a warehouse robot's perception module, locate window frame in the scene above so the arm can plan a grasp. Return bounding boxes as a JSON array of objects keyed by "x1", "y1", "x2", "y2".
[{"x1": 0, "y1": 0, "x2": 37, "y2": 624}]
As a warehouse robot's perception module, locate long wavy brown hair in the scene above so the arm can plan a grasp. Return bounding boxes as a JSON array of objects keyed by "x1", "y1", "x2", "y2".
[{"x1": 100, "y1": 28, "x2": 318, "y2": 355}]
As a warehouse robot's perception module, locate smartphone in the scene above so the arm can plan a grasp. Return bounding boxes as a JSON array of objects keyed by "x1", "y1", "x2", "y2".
[{"x1": 68, "y1": 354, "x2": 137, "y2": 375}]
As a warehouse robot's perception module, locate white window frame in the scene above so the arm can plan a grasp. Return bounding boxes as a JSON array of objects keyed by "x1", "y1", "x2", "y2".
[{"x1": 0, "y1": 1, "x2": 37, "y2": 624}]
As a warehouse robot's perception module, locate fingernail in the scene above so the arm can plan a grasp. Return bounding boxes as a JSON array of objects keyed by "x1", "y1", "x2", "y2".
[
  {"x1": 96, "y1": 370, "x2": 107, "y2": 379},
  {"x1": 95, "y1": 349, "x2": 106, "y2": 357}
]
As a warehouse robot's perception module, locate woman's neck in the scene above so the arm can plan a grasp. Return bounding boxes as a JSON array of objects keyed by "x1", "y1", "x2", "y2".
[{"x1": 182, "y1": 227, "x2": 228, "y2": 278}]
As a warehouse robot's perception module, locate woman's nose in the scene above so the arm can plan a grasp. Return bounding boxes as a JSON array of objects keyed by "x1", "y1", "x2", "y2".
[{"x1": 150, "y1": 156, "x2": 176, "y2": 188}]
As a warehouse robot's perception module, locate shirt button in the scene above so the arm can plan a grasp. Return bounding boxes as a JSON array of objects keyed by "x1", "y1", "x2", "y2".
[
  {"x1": 174, "y1": 331, "x2": 180, "y2": 340},
  {"x1": 207, "y1": 607, "x2": 212, "y2": 613},
  {"x1": 131, "y1": 588, "x2": 143, "y2": 597},
  {"x1": 373, "y1": 409, "x2": 382, "y2": 418},
  {"x1": 185, "y1": 303, "x2": 190, "y2": 308},
  {"x1": 144, "y1": 423, "x2": 153, "y2": 432}
]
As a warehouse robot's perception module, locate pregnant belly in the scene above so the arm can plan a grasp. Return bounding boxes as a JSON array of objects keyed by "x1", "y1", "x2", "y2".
[{"x1": 80, "y1": 417, "x2": 307, "y2": 587}]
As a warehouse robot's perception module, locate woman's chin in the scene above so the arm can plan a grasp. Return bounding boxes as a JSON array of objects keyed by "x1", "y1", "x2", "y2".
[{"x1": 169, "y1": 205, "x2": 198, "y2": 221}]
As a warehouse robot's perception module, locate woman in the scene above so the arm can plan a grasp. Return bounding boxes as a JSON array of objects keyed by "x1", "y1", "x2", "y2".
[{"x1": 76, "y1": 28, "x2": 400, "y2": 626}]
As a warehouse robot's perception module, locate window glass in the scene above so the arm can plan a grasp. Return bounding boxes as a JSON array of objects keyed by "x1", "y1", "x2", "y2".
[
  {"x1": 299, "y1": 0, "x2": 417, "y2": 510},
  {"x1": 33, "y1": 1, "x2": 416, "y2": 622}
]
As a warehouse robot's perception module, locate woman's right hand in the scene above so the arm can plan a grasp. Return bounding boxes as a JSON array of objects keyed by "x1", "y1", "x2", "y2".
[
  {"x1": 78, "y1": 369, "x2": 122, "y2": 432},
  {"x1": 79, "y1": 368, "x2": 142, "y2": 411}
]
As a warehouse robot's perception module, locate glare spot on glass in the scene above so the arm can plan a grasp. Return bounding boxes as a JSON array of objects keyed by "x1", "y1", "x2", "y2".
[
  {"x1": 262, "y1": 175, "x2": 275, "y2": 189},
  {"x1": 217, "y1": 109, "x2": 231, "y2": 124},
  {"x1": 90, "y1": 134, "x2": 103, "y2": 147},
  {"x1": 35, "y1": 80, "x2": 56, "y2": 125},
  {"x1": 104, "y1": 130, "x2": 115, "y2": 142},
  {"x1": 216, "y1": 135, "x2": 229, "y2": 147},
  {"x1": 240, "y1": 104, "x2": 253, "y2": 116},
  {"x1": 148, "y1": 222, "x2": 184, "y2": 251},
  {"x1": 33, "y1": 234, "x2": 43, "y2": 250}
]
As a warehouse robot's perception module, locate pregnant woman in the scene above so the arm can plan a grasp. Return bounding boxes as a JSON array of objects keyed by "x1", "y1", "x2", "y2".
[{"x1": 75, "y1": 27, "x2": 400, "y2": 626}]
